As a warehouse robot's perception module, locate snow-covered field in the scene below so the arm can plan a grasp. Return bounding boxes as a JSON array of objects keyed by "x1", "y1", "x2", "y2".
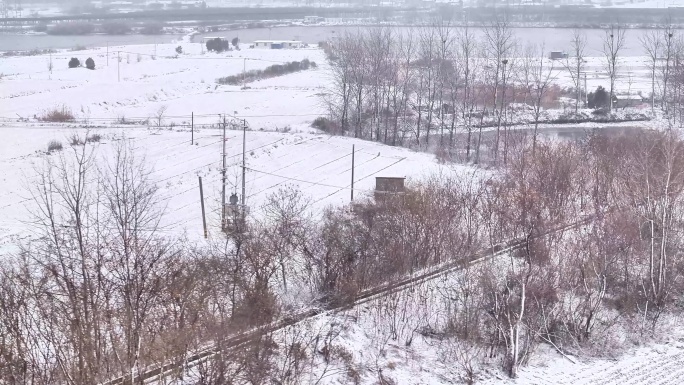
[
  {"x1": 0, "y1": 41, "x2": 327, "y2": 129},
  {"x1": 1, "y1": 40, "x2": 679, "y2": 384},
  {"x1": 0, "y1": 41, "x2": 457, "y2": 253}
]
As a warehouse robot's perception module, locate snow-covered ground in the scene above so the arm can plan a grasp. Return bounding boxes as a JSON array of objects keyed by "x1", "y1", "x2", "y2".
[
  {"x1": 0, "y1": 42, "x2": 327, "y2": 130},
  {"x1": 0, "y1": 126, "x2": 450, "y2": 256},
  {"x1": 0, "y1": 40, "x2": 459, "y2": 254},
  {"x1": 553, "y1": 55, "x2": 654, "y2": 97},
  {"x1": 1, "y1": 39, "x2": 678, "y2": 384}
]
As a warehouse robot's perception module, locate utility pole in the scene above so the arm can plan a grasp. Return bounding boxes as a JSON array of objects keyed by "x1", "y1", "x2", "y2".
[
  {"x1": 350, "y1": 144, "x2": 355, "y2": 202},
  {"x1": 191, "y1": 112, "x2": 194, "y2": 145},
  {"x1": 117, "y1": 51, "x2": 120, "y2": 82},
  {"x1": 241, "y1": 119, "x2": 246, "y2": 206},
  {"x1": 199, "y1": 176, "x2": 207, "y2": 238},
  {"x1": 221, "y1": 116, "x2": 227, "y2": 230}
]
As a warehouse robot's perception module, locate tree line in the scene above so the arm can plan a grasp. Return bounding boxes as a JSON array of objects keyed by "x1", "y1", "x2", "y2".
[
  {"x1": 322, "y1": 20, "x2": 684, "y2": 165},
  {"x1": 2, "y1": 127, "x2": 684, "y2": 383}
]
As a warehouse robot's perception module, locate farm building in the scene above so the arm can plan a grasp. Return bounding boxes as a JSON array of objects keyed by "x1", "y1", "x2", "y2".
[
  {"x1": 614, "y1": 94, "x2": 645, "y2": 109},
  {"x1": 253, "y1": 40, "x2": 305, "y2": 49},
  {"x1": 549, "y1": 51, "x2": 569, "y2": 60}
]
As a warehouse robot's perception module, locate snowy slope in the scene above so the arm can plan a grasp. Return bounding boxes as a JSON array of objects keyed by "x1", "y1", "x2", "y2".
[{"x1": 0, "y1": 125, "x2": 451, "y2": 257}]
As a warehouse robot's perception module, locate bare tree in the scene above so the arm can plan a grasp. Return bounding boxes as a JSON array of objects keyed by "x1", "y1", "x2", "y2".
[
  {"x1": 522, "y1": 44, "x2": 557, "y2": 155},
  {"x1": 661, "y1": 23, "x2": 675, "y2": 112},
  {"x1": 155, "y1": 105, "x2": 168, "y2": 128},
  {"x1": 483, "y1": 17, "x2": 517, "y2": 164},
  {"x1": 563, "y1": 29, "x2": 587, "y2": 113},
  {"x1": 641, "y1": 30, "x2": 662, "y2": 113},
  {"x1": 601, "y1": 24, "x2": 626, "y2": 112},
  {"x1": 456, "y1": 24, "x2": 479, "y2": 160}
]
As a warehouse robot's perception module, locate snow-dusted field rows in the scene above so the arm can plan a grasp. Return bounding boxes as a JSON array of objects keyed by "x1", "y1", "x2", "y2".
[
  {"x1": 488, "y1": 334, "x2": 684, "y2": 385},
  {"x1": 0, "y1": 125, "x2": 449, "y2": 256},
  {"x1": 1, "y1": 41, "x2": 328, "y2": 130},
  {"x1": 2, "y1": 39, "x2": 680, "y2": 385}
]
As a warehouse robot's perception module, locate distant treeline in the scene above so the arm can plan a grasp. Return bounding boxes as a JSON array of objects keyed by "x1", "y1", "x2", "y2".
[
  {"x1": 217, "y1": 59, "x2": 317, "y2": 86},
  {"x1": 37, "y1": 21, "x2": 166, "y2": 35}
]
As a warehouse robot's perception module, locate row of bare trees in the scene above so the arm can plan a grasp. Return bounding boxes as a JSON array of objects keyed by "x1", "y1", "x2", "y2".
[
  {"x1": 324, "y1": 20, "x2": 684, "y2": 164},
  {"x1": 4, "y1": 127, "x2": 684, "y2": 383}
]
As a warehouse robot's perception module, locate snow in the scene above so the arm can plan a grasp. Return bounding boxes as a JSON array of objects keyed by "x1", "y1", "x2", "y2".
[
  {"x1": 1, "y1": 38, "x2": 680, "y2": 385},
  {"x1": 0, "y1": 42, "x2": 325, "y2": 130}
]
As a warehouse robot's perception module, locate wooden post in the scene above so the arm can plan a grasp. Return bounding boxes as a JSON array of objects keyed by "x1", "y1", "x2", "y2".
[
  {"x1": 199, "y1": 176, "x2": 207, "y2": 239},
  {"x1": 191, "y1": 112, "x2": 194, "y2": 145}
]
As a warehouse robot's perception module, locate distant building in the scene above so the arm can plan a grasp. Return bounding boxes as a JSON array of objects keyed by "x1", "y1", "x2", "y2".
[
  {"x1": 375, "y1": 177, "x2": 405, "y2": 200},
  {"x1": 614, "y1": 94, "x2": 644, "y2": 109},
  {"x1": 253, "y1": 40, "x2": 305, "y2": 49},
  {"x1": 549, "y1": 51, "x2": 569, "y2": 60},
  {"x1": 304, "y1": 16, "x2": 325, "y2": 24}
]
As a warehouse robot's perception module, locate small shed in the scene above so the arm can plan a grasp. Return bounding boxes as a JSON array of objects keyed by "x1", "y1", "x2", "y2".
[
  {"x1": 614, "y1": 94, "x2": 644, "y2": 109},
  {"x1": 375, "y1": 177, "x2": 405, "y2": 200}
]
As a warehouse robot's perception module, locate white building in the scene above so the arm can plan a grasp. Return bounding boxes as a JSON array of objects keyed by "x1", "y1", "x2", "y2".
[{"x1": 253, "y1": 40, "x2": 305, "y2": 49}]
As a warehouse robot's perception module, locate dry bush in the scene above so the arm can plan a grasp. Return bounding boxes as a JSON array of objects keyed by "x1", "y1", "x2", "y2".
[
  {"x1": 47, "y1": 140, "x2": 63, "y2": 152},
  {"x1": 86, "y1": 133, "x2": 102, "y2": 143},
  {"x1": 69, "y1": 134, "x2": 84, "y2": 146},
  {"x1": 40, "y1": 105, "x2": 75, "y2": 122}
]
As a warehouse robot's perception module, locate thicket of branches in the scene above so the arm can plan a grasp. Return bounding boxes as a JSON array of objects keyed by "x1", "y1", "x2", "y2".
[
  {"x1": 323, "y1": 21, "x2": 563, "y2": 164},
  {"x1": 324, "y1": 21, "x2": 684, "y2": 165},
  {"x1": 3, "y1": 128, "x2": 684, "y2": 383}
]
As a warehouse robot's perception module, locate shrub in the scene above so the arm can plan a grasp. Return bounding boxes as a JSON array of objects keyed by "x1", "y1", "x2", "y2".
[
  {"x1": 85, "y1": 57, "x2": 95, "y2": 70},
  {"x1": 588, "y1": 86, "x2": 610, "y2": 109},
  {"x1": 69, "y1": 134, "x2": 84, "y2": 146},
  {"x1": 47, "y1": 140, "x2": 63, "y2": 152},
  {"x1": 40, "y1": 105, "x2": 75, "y2": 122},
  {"x1": 206, "y1": 38, "x2": 229, "y2": 52},
  {"x1": 311, "y1": 117, "x2": 340, "y2": 134},
  {"x1": 175, "y1": 45, "x2": 183, "y2": 54},
  {"x1": 216, "y1": 59, "x2": 317, "y2": 85},
  {"x1": 68, "y1": 57, "x2": 80, "y2": 68}
]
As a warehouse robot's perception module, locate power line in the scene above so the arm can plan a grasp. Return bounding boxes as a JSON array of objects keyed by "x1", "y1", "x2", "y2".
[
  {"x1": 246, "y1": 167, "x2": 354, "y2": 191},
  {"x1": 310, "y1": 157, "x2": 406, "y2": 205}
]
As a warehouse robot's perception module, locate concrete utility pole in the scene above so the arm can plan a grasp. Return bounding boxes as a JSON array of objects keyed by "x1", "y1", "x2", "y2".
[
  {"x1": 351, "y1": 144, "x2": 355, "y2": 202},
  {"x1": 199, "y1": 176, "x2": 207, "y2": 238},
  {"x1": 222, "y1": 116, "x2": 227, "y2": 229},
  {"x1": 241, "y1": 119, "x2": 246, "y2": 206}
]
